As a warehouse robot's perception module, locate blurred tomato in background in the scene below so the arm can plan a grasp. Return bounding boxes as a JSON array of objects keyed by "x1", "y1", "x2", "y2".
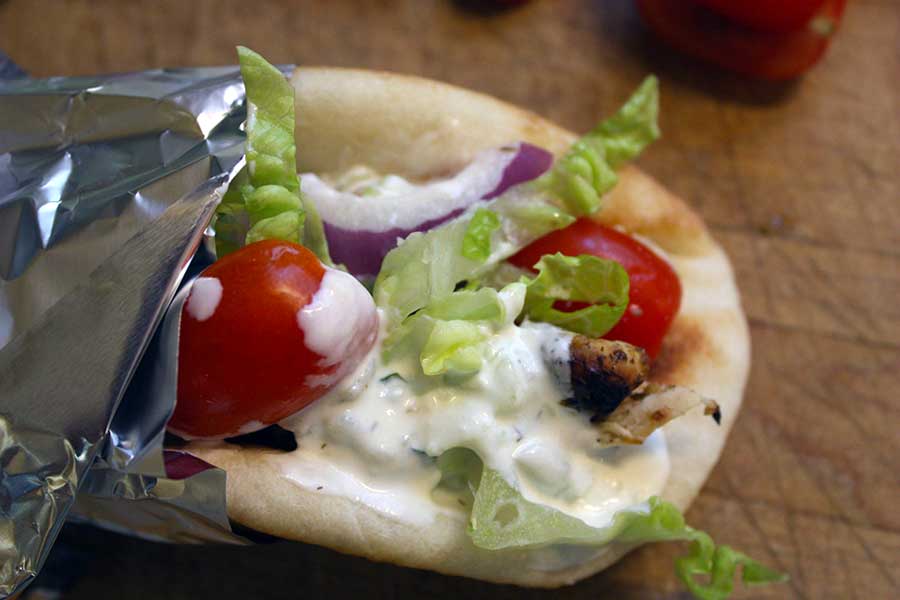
[{"x1": 637, "y1": 0, "x2": 847, "y2": 80}]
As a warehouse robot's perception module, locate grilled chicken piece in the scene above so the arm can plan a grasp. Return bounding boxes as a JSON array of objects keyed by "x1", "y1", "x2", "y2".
[
  {"x1": 596, "y1": 383, "x2": 721, "y2": 447},
  {"x1": 538, "y1": 328, "x2": 721, "y2": 444},
  {"x1": 566, "y1": 335, "x2": 650, "y2": 418}
]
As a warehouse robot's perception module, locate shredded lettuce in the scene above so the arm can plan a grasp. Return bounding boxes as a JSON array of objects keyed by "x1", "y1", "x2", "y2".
[
  {"x1": 537, "y1": 75, "x2": 659, "y2": 216},
  {"x1": 595, "y1": 75, "x2": 662, "y2": 169},
  {"x1": 501, "y1": 202, "x2": 576, "y2": 236},
  {"x1": 238, "y1": 48, "x2": 300, "y2": 192},
  {"x1": 382, "y1": 284, "x2": 525, "y2": 378},
  {"x1": 440, "y1": 456, "x2": 786, "y2": 600},
  {"x1": 425, "y1": 286, "x2": 510, "y2": 322},
  {"x1": 213, "y1": 168, "x2": 250, "y2": 256},
  {"x1": 374, "y1": 77, "x2": 658, "y2": 328},
  {"x1": 540, "y1": 140, "x2": 618, "y2": 216},
  {"x1": 674, "y1": 529, "x2": 789, "y2": 600},
  {"x1": 470, "y1": 468, "x2": 617, "y2": 549},
  {"x1": 520, "y1": 252, "x2": 629, "y2": 337},
  {"x1": 245, "y1": 210, "x2": 305, "y2": 245},
  {"x1": 420, "y1": 320, "x2": 488, "y2": 377},
  {"x1": 237, "y1": 46, "x2": 303, "y2": 247},
  {"x1": 375, "y1": 217, "x2": 474, "y2": 325},
  {"x1": 243, "y1": 184, "x2": 302, "y2": 221},
  {"x1": 461, "y1": 208, "x2": 501, "y2": 262},
  {"x1": 383, "y1": 287, "x2": 508, "y2": 359},
  {"x1": 373, "y1": 193, "x2": 582, "y2": 328},
  {"x1": 215, "y1": 47, "x2": 332, "y2": 264}
]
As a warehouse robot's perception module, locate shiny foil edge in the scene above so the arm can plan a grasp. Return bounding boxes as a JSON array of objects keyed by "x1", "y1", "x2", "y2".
[{"x1": 0, "y1": 66, "x2": 271, "y2": 598}]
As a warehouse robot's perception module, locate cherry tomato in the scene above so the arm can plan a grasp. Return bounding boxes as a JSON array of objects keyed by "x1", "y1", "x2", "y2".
[
  {"x1": 169, "y1": 239, "x2": 377, "y2": 439},
  {"x1": 694, "y1": 0, "x2": 826, "y2": 33},
  {"x1": 509, "y1": 219, "x2": 681, "y2": 359},
  {"x1": 637, "y1": 0, "x2": 846, "y2": 80}
]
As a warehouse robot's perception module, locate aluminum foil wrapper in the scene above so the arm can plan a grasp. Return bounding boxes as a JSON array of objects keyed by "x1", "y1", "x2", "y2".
[{"x1": 0, "y1": 66, "x2": 263, "y2": 597}]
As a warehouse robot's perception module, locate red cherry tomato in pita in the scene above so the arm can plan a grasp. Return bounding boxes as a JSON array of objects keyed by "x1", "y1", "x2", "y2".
[
  {"x1": 510, "y1": 220, "x2": 681, "y2": 359},
  {"x1": 169, "y1": 240, "x2": 377, "y2": 439},
  {"x1": 637, "y1": 0, "x2": 846, "y2": 80}
]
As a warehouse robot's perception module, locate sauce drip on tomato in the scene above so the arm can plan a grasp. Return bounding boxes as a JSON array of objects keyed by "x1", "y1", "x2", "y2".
[{"x1": 170, "y1": 240, "x2": 377, "y2": 439}]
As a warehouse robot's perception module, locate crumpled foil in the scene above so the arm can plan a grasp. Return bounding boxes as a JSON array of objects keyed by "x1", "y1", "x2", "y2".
[{"x1": 0, "y1": 66, "x2": 262, "y2": 598}]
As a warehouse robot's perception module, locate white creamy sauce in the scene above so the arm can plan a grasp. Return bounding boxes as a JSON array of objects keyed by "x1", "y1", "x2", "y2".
[
  {"x1": 186, "y1": 277, "x2": 222, "y2": 322},
  {"x1": 299, "y1": 147, "x2": 515, "y2": 231},
  {"x1": 272, "y1": 316, "x2": 670, "y2": 533},
  {"x1": 298, "y1": 267, "x2": 378, "y2": 368},
  {"x1": 531, "y1": 321, "x2": 573, "y2": 390}
]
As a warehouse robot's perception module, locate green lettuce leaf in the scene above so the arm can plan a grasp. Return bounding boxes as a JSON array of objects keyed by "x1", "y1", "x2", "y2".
[
  {"x1": 215, "y1": 47, "x2": 333, "y2": 264},
  {"x1": 461, "y1": 208, "x2": 501, "y2": 262},
  {"x1": 374, "y1": 216, "x2": 475, "y2": 326},
  {"x1": 470, "y1": 468, "x2": 619, "y2": 549},
  {"x1": 383, "y1": 284, "x2": 525, "y2": 378},
  {"x1": 465, "y1": 465, "x2": 786, "y2": 600},
  {"x1": 520, "y1": 252, "x2": 629, "y2": 337},
  {"x1": 674, "y1": 529, "x2": 789, "y2": 600},
  {"x1": 299, "y1": 192, "x2": 333, "y2": 265},
  {"x1": 244, "y1": 184, "x2": 302, "y2": 222},
  {"x1": 540, "y1": 139, "x2": 618, "y2": 216},
  {"x1": 596, "y1": 75, "x2": 661, "y2": 169},
  {"x1": 245, "y1": 210, "x2": 305, "y2": 245},
  {"x1": 383, "y1": 286, "x2": 509, "y2": 360},
  {"x1": 237, "y1": 46, "x2": 303, "y2": 248},
  {"x1": 420, "y1": 320, "x2": 488, "y2": 377},
  {"x1": 537, "y1": 75, "x2": 659, "y2": 216},
  {"x1": 213, "y1": 166, "x2": 250, "y2": 256},
  {"x1": 374, "y1": 194, "x2": 578, "y2": 328},
  {"x1": 237, "y1": 46, "x2": 299, "y2": 192},
  {"x1": 501, "y1": 202, "x2": 576, "y2": 236},
  {"x1": 374, "y1": 77, "x2": 658, "y2": 328},
  {"x1": 425, "y1": 286, "x2": 510, "y2": 322}
]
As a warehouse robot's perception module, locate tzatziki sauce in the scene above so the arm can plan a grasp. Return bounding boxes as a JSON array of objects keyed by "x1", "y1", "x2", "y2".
[{"x1": 271, "y1": 314, "x2": 670, "y2": 531}]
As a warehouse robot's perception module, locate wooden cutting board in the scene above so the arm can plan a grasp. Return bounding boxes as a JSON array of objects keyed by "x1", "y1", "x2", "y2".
[{"x1": 2, "y1": 1, "x2": 897, "y2": 599}]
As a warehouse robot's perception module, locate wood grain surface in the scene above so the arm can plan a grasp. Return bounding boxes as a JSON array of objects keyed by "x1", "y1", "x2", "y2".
[{"x1": 2, "y1": 1, "x2": 898, "y2": 599}]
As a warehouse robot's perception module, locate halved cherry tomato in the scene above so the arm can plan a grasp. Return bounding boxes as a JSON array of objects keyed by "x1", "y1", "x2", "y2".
[
  {"x1": 509, "y1": 219, "x2": 681, "y2": 359},
  {"x1": 637, "y1": 0, "x2": 846, "y2": 80},
  {"x1": 169, "y1": 239, "x2": 377, "y2": 439}
]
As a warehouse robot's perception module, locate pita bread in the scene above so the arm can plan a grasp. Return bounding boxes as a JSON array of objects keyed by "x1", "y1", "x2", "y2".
[{"x1": 188, "y1": 68, "x2": 750, "y2": 587}]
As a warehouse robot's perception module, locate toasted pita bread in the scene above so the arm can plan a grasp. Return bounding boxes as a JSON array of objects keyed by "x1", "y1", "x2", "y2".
[{"x1": 188, "y1": 68, "x2": 750, "y2": 587}]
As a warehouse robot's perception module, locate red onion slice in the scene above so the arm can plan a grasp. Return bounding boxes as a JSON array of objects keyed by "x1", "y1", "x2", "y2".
[
  {"x1": 323, "y1": 208, "x2": 466, "y2": 278},
  {"x1": 306, "y1": 142, "x2": 553, "y2": 277},
  {"x1": 163, "y1": 449, "x2": 214, "y2": 480},
  {"x1": 483, "y1": 142, "x2": 554, "y2": 200}
]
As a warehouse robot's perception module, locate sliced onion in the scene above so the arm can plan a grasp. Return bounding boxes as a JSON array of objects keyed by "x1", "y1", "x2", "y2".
[
  {"x1": 323, "y1": 208, "x2": 466, "y2": 278},
  {"x1": 305, "y1": 142, "x2": 553, "y2": 277},
  {"x1": 483, "y1": 142, "x2": 554, "y2": 200}
]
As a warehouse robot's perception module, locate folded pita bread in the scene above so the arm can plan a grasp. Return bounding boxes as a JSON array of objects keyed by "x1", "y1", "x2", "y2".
[{"x1": 188, "y1": 68, "x2": 750, "y2": 587}]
